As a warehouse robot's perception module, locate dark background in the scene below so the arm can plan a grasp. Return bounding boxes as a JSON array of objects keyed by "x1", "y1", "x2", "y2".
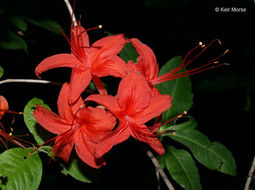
[{"x1": 0, "y1": 0, "x2": 254, "y2": 189}]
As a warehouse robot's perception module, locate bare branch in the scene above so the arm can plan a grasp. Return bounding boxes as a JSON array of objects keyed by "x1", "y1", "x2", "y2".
[
  {"x1": 0, "y1": 79, "x2": 61, "y2": 86},
  {"x1": 63, "y1": 0, "x2": 77, "y2": 27},
  {"x1": 244, "y1": 154, "x2": 255, "y2": 190},
  {"x1": 144, "y1": 147, "x2": 175, "y2": 190}
]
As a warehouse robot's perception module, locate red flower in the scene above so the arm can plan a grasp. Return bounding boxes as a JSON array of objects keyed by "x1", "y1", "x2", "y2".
[
  {"x1": 126, "y1": 38, "x2": 226, "y2": 94},
  {"x1": 0, "y1": 95, "x2": 8, "y2": 120},
  {"x1": 33, "y1": 83, "x2": 116, "y2": 168},
  {"x1": 35, "y1": 22, "x2": 127, "y2": 104},
  {"x1": 86, "y1": 71, "x2": 172, "y2": 158}
]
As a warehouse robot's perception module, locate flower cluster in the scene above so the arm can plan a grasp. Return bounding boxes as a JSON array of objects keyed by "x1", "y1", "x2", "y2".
[
  {"x1": 33, "y1": 21, "x2": 175, "y2": 168},
  {"x1": 33, "y1": 20, "x2": 224, "y2": 168}
]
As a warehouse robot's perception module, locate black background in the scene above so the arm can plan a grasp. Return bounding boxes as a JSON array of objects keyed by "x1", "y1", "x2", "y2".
[{"x1": 0, "y1": 0, "x2": 254, "y2": 189}]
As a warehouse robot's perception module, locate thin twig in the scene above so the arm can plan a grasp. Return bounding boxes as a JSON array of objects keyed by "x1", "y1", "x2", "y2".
[
  {"x1": 144, "y1": 147, "x2": 175, "y2": 190},
  {"x1": 244, "y1": 154, "x2": 255, "y2": 190},
  {"x1": 63, "y1": 0, "x2": 77, "y2": 27},
  {"x1": 0, "y1": 79, "x2": 62, "y2": 86}
]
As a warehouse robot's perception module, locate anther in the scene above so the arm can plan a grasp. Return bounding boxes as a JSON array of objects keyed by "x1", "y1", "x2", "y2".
[
  {"x1": 199, "y1": 42, "x2": 203, "y2": 46},
  {"x1": 213, "y1": 61, "x2": 219, "y2": 64},
  {"x1": 97, "y1": 25, "x2": 103, "y2": 29},
  {"x1": 9, "y1": 132, "x2": 12, "y2": 136},
  {"x1": 224, "y1": 49, "x2": 230, "y2": 54},
  {"x1": 217, "y1": 39, "x2": 222, "y2": 45},
  {"x1": 184, "y1": 111, "x2": 187, "y2": 115},
  {"x1": 173, "y1": 132, "x2": 176, "y2": 136},
  {"x1": 80, "y1": 105, "x2": 84, "y2": 108},
  {"x1": 223, "y1": 63, "x2": 230, "y2": 66}
]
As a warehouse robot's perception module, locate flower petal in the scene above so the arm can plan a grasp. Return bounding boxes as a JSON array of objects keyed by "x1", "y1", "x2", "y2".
[
  {"x1": 53, "y1": 129, "x2": 76, "y2": 162},
  {"x1": 75, "y1": 128, "x2": 105, "y2": 168},
  {"x1": 89, "y1": 34, "x2": 126, "y2": 59},
  {"x1": 35, "y1": 53, "x2": 82, "y2": 78},
  {"x1": 94, "y1": 123, "x2": 130, "y2": 159},
  {"x1": 34, "y1": 105, "x2": 71, "y2": 134},
  {"x1": 117, "y1": 71, "x2": 151, "y2": 115},
  {"x1": 134, "y1": 95, "x2": 172, "y2": 124},
  {"x1": 86, "y1": 95, "x2": 121, "y2": 116},
  {"x1": 69, "y1": 69, "x2": 92, "y2": 105},
  {"x1": 0, "y1": 96, "x2": 8, "y2": 120},
  {"x1": 91, "y1": 55, "x2": 126, "y2": 78},
  {"x1": 71, "y1": 24, "x2": 90, "y2": 50},
  {"x1": 57, "y1": 83, "x2": 72, "y2": 122},
  {"x1": 129, "y1": 38, "x2": 159, "y2": 81},
  {"x1": 57, "y1": 83, "x2": 85, "y2": 122},
  {"x1": 129, "y1": 123, "x2": 165, "y2": 155},
  {"x1": 78, "y1": 106, "x2": 116, "y2": 141}
]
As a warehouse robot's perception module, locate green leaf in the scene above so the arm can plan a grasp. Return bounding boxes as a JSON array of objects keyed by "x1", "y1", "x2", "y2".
[
  {"x1": 156, "y1": 56, "x2": 193, "y2": 121},
  {"x1": 160, "y1": 146, "x2": 201, "y2": 190},
  {"x1": 0, "y1": 29, "x2": 27, "y2": 51},
  {"x1": 9, "y1": 16, "x2": 28, "y2": 31},
  {"x1": 164, "y1": 128, "x2": 236, "y2": 175},
  {"x1": 25, "y1": 18, "x2": 62, "y2": 35},
  {"x1": 105, "y1": 31, "x2": 137, "y2": 63},
  {"x1": 158, "y1": 116, "x2": 197, "y2": 134},
  {"x1": 0, "y1": 148, "x2": 42, "y2": 190},
  {"x1": 119, "y1": 42, "x2": 138, "y2": 63},
  {"x1": 61, "y1": 158, "x2": 93, "y2": 183},
  {"x1": 0, "y1": 66, "x2": 4, "y2": 78},
  {"x1": 24, "y1": 97, "x2": 52, "y2": 145}
]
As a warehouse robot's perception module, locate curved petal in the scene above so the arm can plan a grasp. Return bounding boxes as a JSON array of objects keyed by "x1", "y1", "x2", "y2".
[
  {"x1": 69, "y1": 69, "x2": 92, "y2": 105},
  {"x1": 35, "y1": 53, "x2": 82, "y2": 78},
  {"x1": 134, "y1": 95, "x2": 172, "y2": 124},
  {"x1": 33, "y1": 105, "x2": 71, "y2": 134},
  {"x1": 130, "y1": 38, "x2": 159, "y2": 81},
  {"x1": 53, "y1": 129, "x2": 76, "y2": 162},
  {"x1": 57, "y1": 83, "x2": 72, "y2": 122},
  {"x1": 91, "y1": 55, "x2": 126, "y2": 78},
  {"x1": 94, "y1": 123, "x2": 130, "y2": 159},
  {"x1": 88, "y1": 34, "x2": 126, "y2": 59},
  {"x1": 126, "y1": 61, "x2": 145, "y2": 75},
  {"x1": 57, "y1": 83, "x2": 85, "y2": 121},
  {"x1": 117, "y1": 71, "x2": 151, "y2": 115},
  {"x1": 0, "y1": 96, "x2": 8, "y2": 120},
  {"x1": 85, "y1": 95, "x2": 121, "y2": 116},
  {"x1": 75, "y1": 129, "x2": 105, "y2": 168},
  {"x1": 129, "y1": 123, "x2": 165, "y2": 155},
  {"x1": 78, "y1": 106, "x2": 116, "y2": 141}
]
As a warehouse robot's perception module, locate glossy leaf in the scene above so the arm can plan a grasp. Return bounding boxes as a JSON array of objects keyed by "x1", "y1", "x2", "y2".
[
  {"x1": 0, "y1": 29, "x2": 27, "y2": 51},
  {"x1": 0, "y1": 66, "x2": 4, "y2": 78},
  {"x1": 158, "y1": 116, "x2": 197, "y2": 134},
  {"x1": 159, "y1": 145, "x2": 201, "y2": 190},
  {"x1": 164, "y1": 127, "x2": 236, "y2": 176},
  {"x1": 119, "y1": 42, "x2": 138, "y2": 63},
  {"x1": 156, "y1": 56, "x2": 193, "y2": 121},
  {"x1": 24, "y1": 97, "x2": 52, "y2": 145},
  {"x1": 25, "y1": 18, "x2": 62, "y2": 35},
  {"x1": 0, "y1": 148, "x2": 42, "y2": 190},
  {"x1": 9, "y1": 16, "x2": 27, "y2": 31},
  {"x1": 61, "y1": 158, "x2": 93, "y2": 183}
]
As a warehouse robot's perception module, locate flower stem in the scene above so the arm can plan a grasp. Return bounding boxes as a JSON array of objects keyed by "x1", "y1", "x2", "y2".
[
  {"x1": 143, "y1": 146, "x2": 175, "y2": 190},
  {"x1": 0, "y1": 79, "x2": 62, "y2": 86},
  {"x1": 244, "y1": 154, "x2": 255, "y2": 190}
]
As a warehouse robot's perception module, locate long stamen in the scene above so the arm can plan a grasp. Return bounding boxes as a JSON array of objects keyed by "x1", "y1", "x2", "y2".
[
  {"x1": 158, "y1": 50, "x2": 229, "y2": 82},
  {"x1": 153, "y1": 111, "x2": 187, "y2": 136},
  {"x1": 86, "y1": 25, "x2": 103, "y2": 32},
  {"x1": 152, "y1": 39, "x2": 228, "y2": 85}
]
